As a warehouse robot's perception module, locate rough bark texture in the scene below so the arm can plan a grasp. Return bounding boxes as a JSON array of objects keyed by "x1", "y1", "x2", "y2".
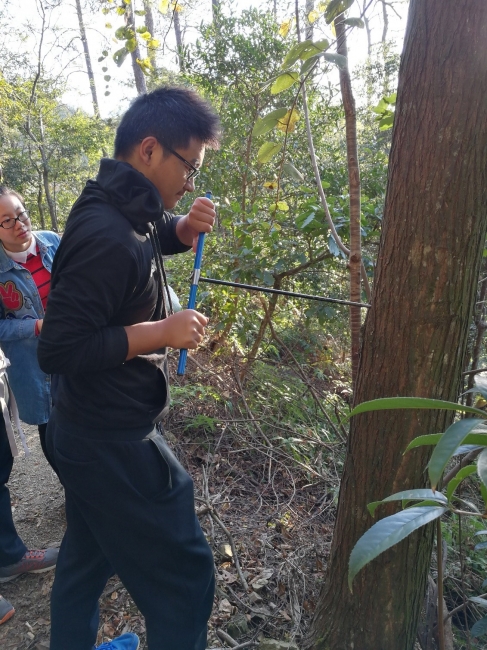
[{"x1": 307, "y1": 2, "x2": 487, "y2": 648}]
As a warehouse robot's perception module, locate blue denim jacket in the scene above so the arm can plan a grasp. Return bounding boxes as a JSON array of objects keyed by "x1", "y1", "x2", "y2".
[{"x1": 0, "y1": 231, "x2": 61, "y2": 424}]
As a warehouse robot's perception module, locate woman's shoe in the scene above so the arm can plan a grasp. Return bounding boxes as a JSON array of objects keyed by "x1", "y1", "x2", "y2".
[{"x1": 0, "y1": 596, "x2": 14, "y2": 624}]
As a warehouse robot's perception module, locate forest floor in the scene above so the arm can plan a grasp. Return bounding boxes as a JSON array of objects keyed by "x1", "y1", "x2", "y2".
[{"x1": 0, "y1": 350, "x2": 340, "y2": 650}]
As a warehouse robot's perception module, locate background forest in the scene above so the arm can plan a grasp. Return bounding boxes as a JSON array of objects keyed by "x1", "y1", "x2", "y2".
[{"x1": 2, "y1": 1, "x2": 487, "y2": 649}]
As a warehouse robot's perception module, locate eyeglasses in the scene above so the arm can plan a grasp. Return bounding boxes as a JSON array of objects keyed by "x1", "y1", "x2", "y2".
[
  {"x1": 0, "y1": 211, "x2": 30, "y2": 230},
  {"x1": 165, "y1": 145, "x2": 200, "y2": 181}
]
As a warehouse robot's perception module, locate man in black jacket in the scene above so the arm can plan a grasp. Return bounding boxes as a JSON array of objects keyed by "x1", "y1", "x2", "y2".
[{"x1": 38, "y1": 86, "x2": 220, "y2": 650}]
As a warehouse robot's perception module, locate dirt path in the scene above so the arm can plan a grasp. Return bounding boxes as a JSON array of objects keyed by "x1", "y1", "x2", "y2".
[
  {"x1": 0, "y1": 425, "x2": 64, "y2": 650},
  {"x1": 0, "y1": 404, "x2": 336, "y2": 650}
]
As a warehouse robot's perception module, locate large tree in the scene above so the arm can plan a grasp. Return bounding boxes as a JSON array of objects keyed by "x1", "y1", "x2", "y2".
[{"x1": 307, "y1": 1, "x2": 487, "y2": 648}]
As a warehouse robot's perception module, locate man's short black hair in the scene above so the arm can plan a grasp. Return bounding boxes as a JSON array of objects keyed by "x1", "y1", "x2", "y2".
[{"x1": 114, "y1": 86, "x2": 221, "y2": 158}]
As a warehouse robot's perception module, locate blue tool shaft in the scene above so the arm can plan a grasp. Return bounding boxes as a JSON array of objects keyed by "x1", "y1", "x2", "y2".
[{"x1": 177, "y1": 192, "x2": 212, "y2": 376}]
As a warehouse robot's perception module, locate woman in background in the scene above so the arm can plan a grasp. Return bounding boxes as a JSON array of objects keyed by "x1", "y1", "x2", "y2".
[{"x1": 0, "y1": 186, "x2": 60, "y2": 460}]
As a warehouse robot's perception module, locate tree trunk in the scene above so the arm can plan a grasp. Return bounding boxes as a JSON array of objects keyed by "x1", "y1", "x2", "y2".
[
  {"x1": 305, "y1": 0, "x2": 314, "y2": 41},
  {"x1": 125, "y1": 1, "x2": 147, "y2": 95},
  {"x1": 335, "y1": 14, "x2": 361, "y2": 389},
  {"x1": 75, "y1": 0, "x2": 100, "y2": 117},
  {"x1": 307, "y1": 2, "x2": 487, "y2": 648},
  {"x1": 173, "y1": 5, "x2": 184, "y2": 72},
  {"x1": 143, "y1": 0, "x2": 157, "y2": 69}
]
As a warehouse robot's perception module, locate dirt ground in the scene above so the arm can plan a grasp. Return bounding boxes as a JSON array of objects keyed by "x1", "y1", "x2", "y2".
[{"x1": 0, "y1": 371, "x2": 337, "y2": 650}]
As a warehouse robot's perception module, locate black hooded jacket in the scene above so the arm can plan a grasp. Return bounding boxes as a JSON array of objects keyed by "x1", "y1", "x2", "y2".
[{"x1": 37, "y1": 158, "x2": 190, "y2": 430}]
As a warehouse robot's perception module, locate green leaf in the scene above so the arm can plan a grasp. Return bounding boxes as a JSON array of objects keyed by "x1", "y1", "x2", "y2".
[
  {"x1": 475, "y1": 375, "x2": 487, "y2": 400},
  {"x1": 405, "y1": 434, "x2": 443, "y2": 451},
  {"x1": 282, "y1": 42, "x2": 310, "y2": 68},
  {"x1": 349, "y1": 397, "x2": 487, "y2": 420},
  {"x1": 115, "y1": 26, "x2": 131, "y2": 40},
  {"x1": 325, "y1": 0, "x2": 355, "y2": 24},
  {"x1": 300, "y1": 54, "x2": 321, "y2": 76},
  {"x1": 471, "y1": 616, "x2": 487, "y2": 638},
  {"x1": 367, "y1": 490, "x2": 447, "y2": 517},
  {"x1": 113, "y1": 48, "x2": 129, "y2": 67},
  {"x1": 428, "y1": 419, "x2": 485, "y2": 489},
  {"x1": 252, "y1": 108, "x2": 288, "y2": 138},
  {"x1": 257, "y1": 142, "x2": 282, "y2": 164},
  {"x1": 470, "y1": 597, "x2": 487, "y2": 609},
  {"x1": 446, "y1": 465, "x2": 478, "y2": 501},
  {"x1": 270, "y1": 72, "x2": 299, "y2": 95},
  {"x1": 348, "y1": 507, "x2": 446, "y2": 590},
  {"x1": 343, "y1": 17, "x2": 365, "y2": 28},
  {"x1": 474, "y1": 542, "x2": 487, "y2": 550},
  {"x1": 478, "y1": 448, "x2": 487, "y2": 488},
  {"x1": 282, "y1": 162, "x2": 304, "y2": 182},
  {"x1": 125, "y1": 38, "x2": 137, "y2": 53},
  {"x1": 323, "y1": 52, "x2": 348, "y2": 69},
  {"x1": 281, "y1": 39, "x2": 329, "y2": 68}
]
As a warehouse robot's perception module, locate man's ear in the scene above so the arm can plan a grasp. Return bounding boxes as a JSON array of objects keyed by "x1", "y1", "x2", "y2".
[{"x1": 139, "y1": 136, "x2": 158, "y2": 165}]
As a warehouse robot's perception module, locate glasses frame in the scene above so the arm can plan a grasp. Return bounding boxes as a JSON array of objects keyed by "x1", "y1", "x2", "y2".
[
  {"x1": 164, "y1": 145, "x2": 200, "y2": 181},
  {"x1": 0, "y1": 210, "x2": 30, "y2": 230}
]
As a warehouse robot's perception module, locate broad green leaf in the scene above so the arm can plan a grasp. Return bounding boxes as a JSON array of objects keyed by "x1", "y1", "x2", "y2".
[
  {"x1": 323, "y1": 52, "x2": 347, "y2": 69},
  {"x1": 407, "y1": 433, "x2": 487, "y2": 455},
  {"x1": 405, "y1": 434, "x2": 443, "y2": 451},
  {"x1": 257, "y1": 142, "x2": 282, "y2": 164},
  {"x1": 478, "y1": 448, "x2": 487, "y2": 488},
  {"x1": 348, "y1": 507, "x2": 446, "y2": 590},
  {"x1": 481, "y1": 482, "x2": 487, "y2": 508},
  {"x1": 115, "y1": 26, "x2": 131, "y2": 40},
  {"x1": 471, "y1": 616, "x2": 487, "y2": 638},
  {"x1": 271, "y1": 72, "x2": 299, "y2": 95},
  {"x1": 349, "y1": 397, "x2": 487, "y2": 420},
  {"x1": 446, "y1": 464, "x2": 477, "y2": 501},
  {"x1": 301, "y1": 55, "x2": 321, "y2": 76},
  {"x1": 476, "y1": 531, "x2": 487, "y2": 536},
  {"x1": 252, "y1": 108, "x2": 288, "y2": 137},
  {"x1": 470, "y1": 597, "x2": 487, "y2": 609},
  {"x1": 343, "y1": 17, "x2": 364, "y2": 28},
  {"x1": 282, "y1": 162, "x2": 304, "y2": 182},
  {"x1": 126, "y1": 38, "x2": 137, "y2": 53},
  {"x1": 367, "y1": 490, "x2": 447, "y2": 517},
  {"x1": 325, "y1": 0, "x2": 354, "y2": 24},
  {"x1": 475, "y1": 375, "x2": 487, "y2": 400},
  {"x1": 428, "y1": 419, "x2": 485, "y2": 489},
  {"x1": 113, "y1": 48, "x2": 129, "y2": 67},
  {"x1": 474, "y1": 542, "x2": 487, "y2": 550},
  {"x1": 282, "y1": 41, "x2": 311, "y2": 68},
  {"x1": 299, "y1": 39, "x2": 329, "y2": 61}
]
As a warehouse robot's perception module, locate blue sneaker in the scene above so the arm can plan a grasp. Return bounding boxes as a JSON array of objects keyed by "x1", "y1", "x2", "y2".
[{"x1": 96, "y1": 633, "x2": 140, "y2": 649}]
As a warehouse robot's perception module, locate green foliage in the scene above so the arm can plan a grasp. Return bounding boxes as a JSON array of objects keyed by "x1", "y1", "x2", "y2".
[{"x1": 347, "y1": 377, "x2": 487, "y2": 636}]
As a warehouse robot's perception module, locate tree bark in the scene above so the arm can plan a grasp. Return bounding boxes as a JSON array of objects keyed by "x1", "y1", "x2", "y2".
[
  {"x1": 173, "y1": 4, "x2": 184, "y2": 72},
  {"x1": 75, "y1": 0, "x2": 100, "y2": 117},
  {"x1": 125, "y1": 0, "x2": 147, "y2": 95},
  {"x1": 307, "y1": 2, "x2": 487, "y2": 648},
  {"x1": 335, "y1": 14, "x2": 361, "y2": 389},
  {"x1": 143, "y1": 0, "x2": 157, "y2": 70}
]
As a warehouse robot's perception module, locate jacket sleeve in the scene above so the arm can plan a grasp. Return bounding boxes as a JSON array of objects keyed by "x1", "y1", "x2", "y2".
[
  {"x1": 157, "y1": 215, "x2": 192, "y2": 254},
  {"x1": 37, "y1": 236, "x2": 135, "y2": 375},
  {"x1": 0, "y1": 317, "x2": 37, "y2": 341}
]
